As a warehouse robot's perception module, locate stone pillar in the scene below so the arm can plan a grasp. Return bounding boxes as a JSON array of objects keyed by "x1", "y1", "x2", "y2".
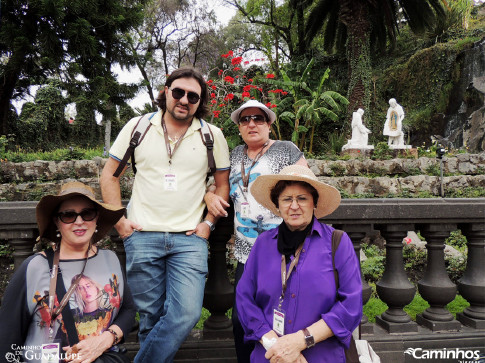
[
  {"x1": 416, "y1": 224, "x2": 461, "y2": 331},
  {"x1": 457, "y1": 223, "x2": 485, "y2": 329},
  {"x1": 203, "y1": 207, "x2": 235, "y2": 338},
  {"x1": 4, "y1": 229, "x2": 37, "y2": 269},
  {"x1": 375, "y1": 224, "x2": 418, "y2": 333},
  {"x1": 335, "y1": 224, "x2": 373, "y2": 333}
]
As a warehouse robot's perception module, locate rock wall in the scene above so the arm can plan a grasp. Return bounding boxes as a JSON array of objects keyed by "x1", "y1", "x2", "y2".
[{"x1": 1, "y1": 154, "x2": 484, "y2": 201}]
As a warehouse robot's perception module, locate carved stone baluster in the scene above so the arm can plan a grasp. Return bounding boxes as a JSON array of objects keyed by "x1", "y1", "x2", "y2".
[
  {"x1": 5, "y1": 229, "x2": 37, "y2": 269},
  {"x1": 457, "y1": 223, "x2": 485, "y2": 329},
  {"x1": 416, "y1": 224, "x2": 461, "y2": 331},
  {"x1": 203, "y1": 206, "x2": 235, "y2": 338},
  {"x1": 334, "y1": 224, "x2": 373, "y2": 333},
  {"x1": 374, "y1": 224, "x2": 418, "y2": 333}
]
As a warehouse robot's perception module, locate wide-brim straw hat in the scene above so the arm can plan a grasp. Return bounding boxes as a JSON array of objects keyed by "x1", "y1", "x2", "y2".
[
  {"x1": 250, "y1": 165, "x2": 341, "y2": 219},
  {"x1": 230, "y1": 100, "x2": 276, "y2": 125},
  {"x1": 36, "y1": 182, "x2": 125, "y2": 243}
]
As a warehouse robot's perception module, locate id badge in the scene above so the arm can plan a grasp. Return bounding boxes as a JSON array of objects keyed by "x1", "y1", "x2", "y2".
[
  {"x1": 240, "y1": 202, "x2": 250, "y2": 218},
  {"x1": 273, "y1": 308, "x2": 285, "y2": 336},
  {"x1": 41, "y1": 343, "x2": 60, "y2": 363},
  {"x1": 164, "y1": 173, "x2": 177, "y2": 191}
]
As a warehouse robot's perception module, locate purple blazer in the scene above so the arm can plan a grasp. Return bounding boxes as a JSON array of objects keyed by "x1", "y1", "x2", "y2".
[{"x1": 236, "y1": 220, "x2": 363, "y2": 363}]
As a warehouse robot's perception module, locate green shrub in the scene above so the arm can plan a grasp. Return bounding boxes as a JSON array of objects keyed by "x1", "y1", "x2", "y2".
[
  {"x1": 0, "y1": 244, "x2": 13, "y2": 258},
  {"x1": 446, "y1": 254, "x2": 467, "y2": 284},
  {"x1": 445, "y1": 230, "x2": 467, "y2": 252},
  {"x1": 403, "y1": 244, "x2": 427, "y2": 284},
  {"x1": 372, "y1": 142, "x2": 393, "y2": 160},
  {"x1": 361, "y1": 256, "x2": 386, "y2": 283}
]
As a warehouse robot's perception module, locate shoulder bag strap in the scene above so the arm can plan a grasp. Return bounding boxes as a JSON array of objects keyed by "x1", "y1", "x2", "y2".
[
  {"x1": 331, "y1": 230, "x2": 360, "y2": 361},
  {"x1": 198, "y1": 120, "x2": 216, "y2": 176},
  {"x1": 331, "y1": 229, "x2": 344, "y2": 291},
  {"x1": 46, "y1": 249, "x2": 80, "y2": 345}
]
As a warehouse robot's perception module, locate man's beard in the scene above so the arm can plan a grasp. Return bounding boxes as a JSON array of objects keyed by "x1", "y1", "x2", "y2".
[{"x1": 167, "y1": 103, "x2": 196, "y2": 123}]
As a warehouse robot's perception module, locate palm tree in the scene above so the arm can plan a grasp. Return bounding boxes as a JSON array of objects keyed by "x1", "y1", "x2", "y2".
[{"x1": 305, "y1": 0, "x2": 446, "y2": 114}]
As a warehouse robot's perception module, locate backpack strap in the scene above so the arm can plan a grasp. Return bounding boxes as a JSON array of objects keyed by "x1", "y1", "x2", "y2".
[
  {"x1": 112, "y1": 112, "x2": 156, "y2": 177},
  {"x1": 198, "y1": 119, "x2": 216, "y2": 176}
]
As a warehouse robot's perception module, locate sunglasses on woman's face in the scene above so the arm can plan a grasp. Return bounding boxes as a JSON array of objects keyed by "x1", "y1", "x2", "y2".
[
  {"x1": 56, "y1": 208, "x2": 98, "y2": 224},
  {"x1": 238, "y1": 114, "x2": 267, "y2": 126},
  {"x1": 169, "y1": 87, "x2": 200, "y2": 104}
]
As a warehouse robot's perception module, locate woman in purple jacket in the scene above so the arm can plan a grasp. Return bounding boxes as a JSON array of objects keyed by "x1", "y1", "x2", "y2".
[{"x1": 236, "y1": 165, "x2": 362, "y2": 363}]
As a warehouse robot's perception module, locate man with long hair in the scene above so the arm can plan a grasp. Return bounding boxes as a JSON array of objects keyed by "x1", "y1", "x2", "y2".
[{"x1": 101, "y1": 67, "x2": 230, "y2": 362}]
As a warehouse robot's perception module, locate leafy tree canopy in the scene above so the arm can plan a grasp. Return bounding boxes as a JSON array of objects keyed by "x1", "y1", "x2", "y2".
[{"x1": 0, "y1": 0, "x2": 146, "y2": 135}]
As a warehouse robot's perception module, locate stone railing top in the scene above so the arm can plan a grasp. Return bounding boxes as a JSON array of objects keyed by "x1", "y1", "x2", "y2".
[{"x1": 1, "y1": 199, "x2": 483, "y2": 236}]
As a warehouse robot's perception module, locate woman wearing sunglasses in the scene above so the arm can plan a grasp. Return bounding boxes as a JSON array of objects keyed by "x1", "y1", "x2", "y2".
[
  {"x1": 0, "y1": 182, "x2": 135, "y2": 363},
  {"x1": 205, "y1": 99, "x2": 308, "y2": 363}
]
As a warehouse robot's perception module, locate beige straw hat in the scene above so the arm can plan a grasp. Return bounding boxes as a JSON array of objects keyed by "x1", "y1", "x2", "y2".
[
  {"x1": 250, "y1": 165, "x2": 341, "y2": 219},
  {"x1": 36, "y1": 182, "x2": 125, "y2": 243}
]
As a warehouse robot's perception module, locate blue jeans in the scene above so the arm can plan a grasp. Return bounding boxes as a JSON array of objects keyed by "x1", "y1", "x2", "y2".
[{"x1": 123, "y1": 231, "x2": 209, "y2": 363}]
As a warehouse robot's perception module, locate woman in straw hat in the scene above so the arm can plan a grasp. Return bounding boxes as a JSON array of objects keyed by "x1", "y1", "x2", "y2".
[
  {"x1": 205, "y1": 100, "x2": 307, "y2": 363},
  {"x1": 0, "y1": 182, "x2": 135, "y2": 363},
  {"x1": 236, "y1": 165, "x2": 362, "y2": 363}
]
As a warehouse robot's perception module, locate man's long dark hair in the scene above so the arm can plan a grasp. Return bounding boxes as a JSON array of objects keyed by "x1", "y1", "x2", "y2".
[{"x1": 155, "y1": 67, "x2": 209, "y2": 119}]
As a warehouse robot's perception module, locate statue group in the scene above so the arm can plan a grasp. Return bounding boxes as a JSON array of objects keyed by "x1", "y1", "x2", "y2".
[{"x1": 342, "y1": 98, "x2": 412, "y2": 152}]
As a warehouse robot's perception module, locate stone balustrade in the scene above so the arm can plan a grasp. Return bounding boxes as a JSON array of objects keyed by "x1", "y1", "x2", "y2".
[{"x1": 1, "y1": 198, "x2": 484, "y2": 361}]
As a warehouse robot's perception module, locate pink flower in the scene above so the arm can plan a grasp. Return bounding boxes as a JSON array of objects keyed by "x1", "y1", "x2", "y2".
[{"x1": 404, "y1": 237, "x2": 412, "y2": 244}]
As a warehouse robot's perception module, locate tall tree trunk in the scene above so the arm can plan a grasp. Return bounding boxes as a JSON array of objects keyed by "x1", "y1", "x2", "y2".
[
  {"x1": 104, "y1": 116, "x2": 112, "y2": 155},
  {"x1": 341, "y1": 1, "x2": 372, "y2": 115},
  {"x1": 0, "y1": 62, "x2": 23, "y2": 135}
]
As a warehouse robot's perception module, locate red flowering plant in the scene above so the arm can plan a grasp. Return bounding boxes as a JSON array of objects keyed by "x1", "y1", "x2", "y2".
[{"x1": 205, "y1": 50, "x2": 290, "y2": 148}]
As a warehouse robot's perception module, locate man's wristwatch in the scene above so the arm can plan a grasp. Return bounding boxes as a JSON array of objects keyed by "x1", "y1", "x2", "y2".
[
  {"x1": 203, "y1": 220, "x2": 215, "y2": 231},
  {"x1": 303, "y1": 328, "x2": 315, "y2": 348}
]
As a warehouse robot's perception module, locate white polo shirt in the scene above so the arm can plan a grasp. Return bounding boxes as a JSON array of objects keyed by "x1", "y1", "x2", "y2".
[{"x1": 109, "y1": 110, "x2": 230, "y2": 232}]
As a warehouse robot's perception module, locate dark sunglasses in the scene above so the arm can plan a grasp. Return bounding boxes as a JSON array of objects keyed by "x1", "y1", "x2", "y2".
[
  {"x1": 169, "y1": 87, "x2": 200, "y2": 104},
  {"x1": 239, "y1": 115, "x2": 267, "y2": 126},
  {"x1": 56, "y1": 208, "x2": 98, "y2": 224}
]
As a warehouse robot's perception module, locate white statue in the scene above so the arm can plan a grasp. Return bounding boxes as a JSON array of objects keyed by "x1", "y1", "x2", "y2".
[
  {"x1": 383, "y1": 98, "x2": 405, "y2": 146},
  {"x1": 342, "y1": 108, "x2": 373, "y2": 150}
]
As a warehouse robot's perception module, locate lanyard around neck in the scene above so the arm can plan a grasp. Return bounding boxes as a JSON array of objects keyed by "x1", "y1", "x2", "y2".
[
  {"x1": 48, "y1": 248, "x2": 88, "y2": 337},
  {"x1": 278, "y1": 244, "x2": 303, "y2": 309},
  {"x1": 241, "y1": 141, "x2": 269, "y2": 191},
  {"x1": 161, "y1": 118, "x2": 189, "y2": 166}
]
